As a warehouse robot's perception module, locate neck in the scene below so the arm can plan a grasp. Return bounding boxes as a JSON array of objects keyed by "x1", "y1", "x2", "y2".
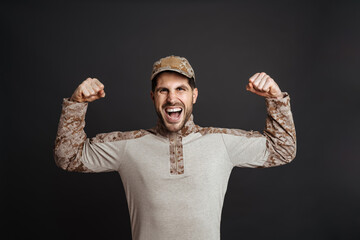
[{"x1": 154, "y1": 114, "x2": 198, "y2": 137}]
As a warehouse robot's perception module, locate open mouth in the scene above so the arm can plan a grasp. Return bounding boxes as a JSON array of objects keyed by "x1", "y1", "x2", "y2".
[{"x1": 164, "y1": 107, "x2": 183, "y2": 122}]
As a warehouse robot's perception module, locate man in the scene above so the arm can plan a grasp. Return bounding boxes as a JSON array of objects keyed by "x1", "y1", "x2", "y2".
[{"x1": 54, "y1": 55, "x2": 296, "y2": 240}]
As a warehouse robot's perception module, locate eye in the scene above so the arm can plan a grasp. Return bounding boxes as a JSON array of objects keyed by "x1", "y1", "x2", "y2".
[
  {"x1": 177, "y1": 87, "x2": 185, "y2": 91},
  {"x1": 159, "y1": 88, "x2": 168, "y2": 93}
]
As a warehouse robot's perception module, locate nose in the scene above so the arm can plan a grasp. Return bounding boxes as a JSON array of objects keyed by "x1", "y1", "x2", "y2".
[{"x1": 166, "y1": 91, "x2": 177, "y2": 104}]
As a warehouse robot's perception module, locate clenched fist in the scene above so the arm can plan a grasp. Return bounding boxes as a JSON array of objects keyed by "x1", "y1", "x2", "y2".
[
  {"x1": 246, "y1": 72, "x2": 283, "y2": 99},
  {"x1": 70, "y1": 78, "x2": 106, "y2": 103}
]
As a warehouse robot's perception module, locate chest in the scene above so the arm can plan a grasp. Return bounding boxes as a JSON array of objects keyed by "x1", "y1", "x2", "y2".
[{"x1": 123, "y1": 134, "x2": 232, "y2": 177}]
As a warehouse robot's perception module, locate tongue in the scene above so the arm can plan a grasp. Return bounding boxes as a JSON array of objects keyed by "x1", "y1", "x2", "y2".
[{"x1": 169, "y1": 112, "x2": 180, "y2": 119}]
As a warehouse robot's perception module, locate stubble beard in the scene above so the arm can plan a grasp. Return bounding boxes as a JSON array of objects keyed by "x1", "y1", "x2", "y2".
[{"x1": 156, "y1": 103, "x2": 193, "y2": 133}]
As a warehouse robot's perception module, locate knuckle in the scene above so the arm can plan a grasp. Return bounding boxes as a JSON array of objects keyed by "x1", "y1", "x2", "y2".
[
  {"x1": 79, "y1": 85, "x2": 86, "y2": 91},
  {"x1": 98, "y1": 81, "x2": 104, "y2": 88}
]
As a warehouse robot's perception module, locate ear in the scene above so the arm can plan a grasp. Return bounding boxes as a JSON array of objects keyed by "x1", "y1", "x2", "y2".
[
  {"x1": 192, "y1": 88, "x2": 198, "y2": 104},
  {"x1": 150, "y1": 91, "x2": 155, "y2": 102}
]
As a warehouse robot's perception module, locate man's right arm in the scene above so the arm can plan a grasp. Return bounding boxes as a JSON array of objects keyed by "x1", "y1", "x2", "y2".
[
  {"x1": 54, "y1": 78, "x2": 106, "y2": 172},
  {"x1": 54, "y1": 99, "x2": 92, "y2": 172}
]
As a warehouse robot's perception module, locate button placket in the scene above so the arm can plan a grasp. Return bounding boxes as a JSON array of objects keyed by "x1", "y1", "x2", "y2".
[{"x1": 169, "y1": 135, "x2": 184, "y2": 175}]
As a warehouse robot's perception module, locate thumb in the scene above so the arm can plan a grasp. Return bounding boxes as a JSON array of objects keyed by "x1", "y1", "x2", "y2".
[
  {"x1": 246, "y1": 82, "x2": 254, "y2": 92},
  {"x1": 98, "y1": 89, "x2": 106, "y2": 98}
]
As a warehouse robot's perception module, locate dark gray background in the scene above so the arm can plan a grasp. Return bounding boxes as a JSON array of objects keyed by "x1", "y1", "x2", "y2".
[{"x1": 3, "y1": 0, "x2": 360, "y2": 239}]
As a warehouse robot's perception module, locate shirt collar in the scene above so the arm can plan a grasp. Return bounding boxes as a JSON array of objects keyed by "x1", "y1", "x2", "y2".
[{"x1": 152, "y1": 114, "x2": 199, "y2": 138}]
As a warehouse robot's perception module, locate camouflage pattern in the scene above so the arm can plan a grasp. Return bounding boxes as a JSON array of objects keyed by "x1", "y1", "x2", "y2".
[
  {"x1": 150, "y1": 55, "x2": 195, "y2": 81},
  {"x1": 54, "y1": 100, "x2": 91, "y2": 172},
  {"x1": 263, "y1": 94, "x2": 297, "y2": 167}
]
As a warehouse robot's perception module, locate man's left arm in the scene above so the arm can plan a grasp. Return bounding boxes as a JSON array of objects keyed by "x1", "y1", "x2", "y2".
[
  {"x1": 247, "y1": 72, "x2": 296, "y2": 167},
  {"x1": 223, "y1": 72, "x2": 296, "y2": 168}
]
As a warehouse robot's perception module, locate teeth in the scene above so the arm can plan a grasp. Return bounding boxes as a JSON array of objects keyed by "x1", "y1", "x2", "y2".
[{"x1": 166, "y1": 108, "x2": 182, "y2": 113}]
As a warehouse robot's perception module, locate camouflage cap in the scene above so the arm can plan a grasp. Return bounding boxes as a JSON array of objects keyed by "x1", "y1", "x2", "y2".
[{"x1": 150, "y1": 55, "x2": 195, "y2": 81}]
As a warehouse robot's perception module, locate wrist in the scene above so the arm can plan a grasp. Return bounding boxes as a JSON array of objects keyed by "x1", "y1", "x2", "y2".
[
  {"x1": 70, "y1": 95, "x2": 83, "y2": 103},
  {"x1": 275, "y1": 93, "x2": 284, "y2": 100},
  {"x1": 267, "y1": 92, "x2": 284, "y2": 100}
]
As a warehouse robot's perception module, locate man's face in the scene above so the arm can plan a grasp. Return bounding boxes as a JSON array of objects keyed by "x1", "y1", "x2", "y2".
[{"x1": 151, "y1": 72, "x2": 198, "y2": 132}]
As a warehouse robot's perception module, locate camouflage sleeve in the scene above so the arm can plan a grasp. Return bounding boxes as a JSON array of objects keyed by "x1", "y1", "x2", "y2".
[
  {"x1": 262, "y1": 92, "x2": 297, "y2": 167},
  {"x1": 221, "y1": 92, "x2": 296, "y2": 168},
  {"x1": 54, "y1": 98, "x2": 93, "y2": 172}
]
